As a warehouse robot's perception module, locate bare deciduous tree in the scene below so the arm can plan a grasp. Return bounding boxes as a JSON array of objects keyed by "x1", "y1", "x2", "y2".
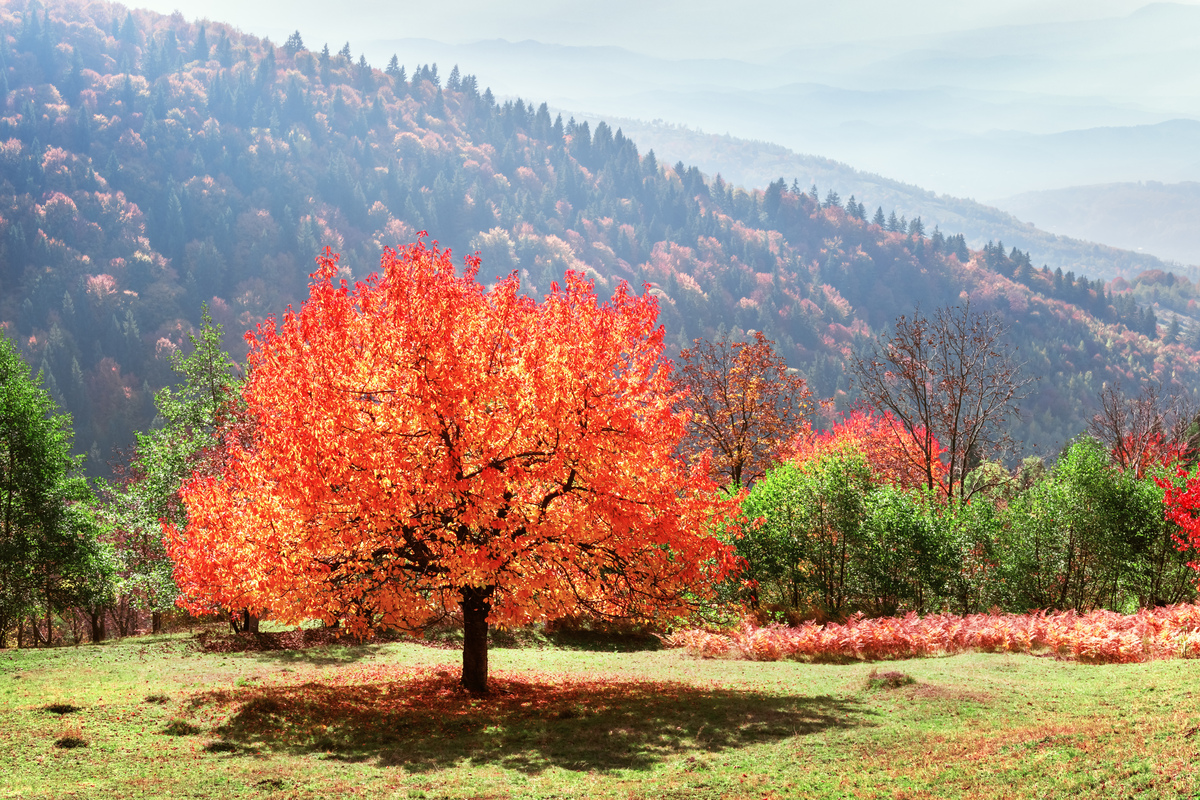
[
  {"x1": 852, "y1": 303, "x2": 1033, "y2": 503},
  {"x1": 1089, "y1": 382, "x2": 1198, "y2": 476}
]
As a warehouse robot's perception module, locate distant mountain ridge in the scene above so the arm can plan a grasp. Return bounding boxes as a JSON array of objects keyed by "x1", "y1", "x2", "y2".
[
  {"x1": 998, "y1": 181, "x2": 1200, "y2": 268},
  {"x1": 358, "y1": 2, "x2": 1200, "y2": 201},
  {"x1": 609, "y1": 119, "x2": 1195, "y2": 279}
]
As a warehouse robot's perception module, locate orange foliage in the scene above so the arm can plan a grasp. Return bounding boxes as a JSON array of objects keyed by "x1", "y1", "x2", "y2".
[
  {"x1": 167, "y1": 242, "x2": 735, "y2": 641},
  {"x1": 678, "y1": 331, "x2": 813, "y2": 488},
  {"x1": 665, "y1": 604, "x2": 1200, "y2": 664},
  {"x1": 786, "y1": 409, "x2": 945, "y2": 492}
]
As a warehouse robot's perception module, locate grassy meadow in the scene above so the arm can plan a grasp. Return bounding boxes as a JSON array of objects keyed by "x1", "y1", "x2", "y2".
[{"x1": 2, "y1": 628, "x2": 1200, "y2": 799}]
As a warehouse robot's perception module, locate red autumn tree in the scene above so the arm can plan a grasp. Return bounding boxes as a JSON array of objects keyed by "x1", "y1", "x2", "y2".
[
  {"x1": 1090, "y1": 382, "x2": 1196, "y2": 477},
  {"x1": 677, "y1": 331, "x2": 813, "y2": 489},
  {"x1": 167, "y1": 242, "x2": 735, "y2": 692},
  {"x1": 1159, "y1": 468, "x2": 1200, "y2": 575},
  {"x1": 786, "y1": 408, "x2": 945, "y2": 491}
]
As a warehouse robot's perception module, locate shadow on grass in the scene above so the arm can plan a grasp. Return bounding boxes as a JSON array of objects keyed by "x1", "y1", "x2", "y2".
[
  {"x1": 475, "y1": 628, "x2": 663, "y2": 653},
  {"x1": 246, "y1": 645, "x2": 383, "y2": 667},
  {"x1": 187, "y1": 671, "x2": 871, "y2": 773},
  {"x1": 194, "y1": 629, "x2": 384, "y2": 666}
]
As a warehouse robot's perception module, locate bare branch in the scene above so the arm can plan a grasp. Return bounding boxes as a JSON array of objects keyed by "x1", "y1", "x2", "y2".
[{"x1": 851, "y1": 302, "x2": 1033, "y2": 503}]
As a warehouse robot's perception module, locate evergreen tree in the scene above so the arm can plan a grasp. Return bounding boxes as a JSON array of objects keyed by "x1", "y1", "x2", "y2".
[
  {"x1": 215, "y1": 30, "x2": 233, "y2": 68},
  {"x1": 193, "y1": 25, "x2": 209, "y2": 62},
  {"x1": 284, "y1": 30, "x2": 304, "y2": 56},
  {"x1": 873, "y1": 207, "x2": 886, "y2": 227},
  {"x1": 764, "y1": 177, "x2": 786, "y2": 219},
  {"x1": 930, "y1": 226, "x2": 945, "y2": 252},
  {"x1": 1166, "y1": 314, "x2": 1181, "y2": 344},
  {"x1": 98, "y1": 306, "x2": 243, "y2": 632},
  {"x1": 846, "y1": 195, "x2": 860, "y2": 219}
]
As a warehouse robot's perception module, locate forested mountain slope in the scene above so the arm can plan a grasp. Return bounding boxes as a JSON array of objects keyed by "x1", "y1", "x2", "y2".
[{"x1": 1, "y1": 0, "x2": 1197, "y2": 472}]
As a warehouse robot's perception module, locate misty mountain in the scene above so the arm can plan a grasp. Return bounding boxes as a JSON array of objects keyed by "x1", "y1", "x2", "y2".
[
  {"x1": 357, "y1": 3, "x2": 1200, "y2": 202},
  {"x1": 999, "y1": 181, "x2": 1200, "y2": 267},
  {"x1": 609, "y1": 119, "x2": 1187, "y2": 281}
]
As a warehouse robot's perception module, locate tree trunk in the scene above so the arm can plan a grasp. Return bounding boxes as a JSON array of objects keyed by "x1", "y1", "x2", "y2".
[
  {"x1": 89, "y1": 608, "x2": 106, "y2": 643},
  {"x1": 460, "y1": 585, "x2": 493, "y2": 693},
  {"x1": 243, "y1": 609, "x2": 259, "y2": 633},
  {"x1": 151, "y1": 612, "x2": 162, "y2": 634}
]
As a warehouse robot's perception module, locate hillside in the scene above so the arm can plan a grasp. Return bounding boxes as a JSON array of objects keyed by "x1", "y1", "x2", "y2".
[{"x1": 2, "y1": 1, "x2": 1199, "y2": 473}]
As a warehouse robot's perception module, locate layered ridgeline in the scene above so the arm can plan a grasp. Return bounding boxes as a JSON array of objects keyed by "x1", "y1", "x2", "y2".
[{"x1": 2, "y1": 1, "x2": 1198, "y2": 472}]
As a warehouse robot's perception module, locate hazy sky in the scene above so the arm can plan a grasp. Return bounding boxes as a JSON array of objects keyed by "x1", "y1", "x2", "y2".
[{"x1": 129, "y1": 0, "x2": 1195, "y2": 60}]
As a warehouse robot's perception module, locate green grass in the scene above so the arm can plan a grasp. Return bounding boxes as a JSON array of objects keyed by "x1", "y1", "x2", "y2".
[{"x1": 3, "y1": 630, "x2": 1200, "y2": 799}]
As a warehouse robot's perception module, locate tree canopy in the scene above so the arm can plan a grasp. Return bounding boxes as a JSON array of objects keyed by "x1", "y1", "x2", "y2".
[
  {"x1": 0, "y1": 329, "x2": 98, "y2": 641},
  {"x1": 678, "y1": 331, "x2": 812, "y2": 489},
  {"x1": 853, "y1": 303, "x2": 1032, "y2": 503},
  {"x1": 168, "y1": 242, "x2": 735, "y2": 691}
]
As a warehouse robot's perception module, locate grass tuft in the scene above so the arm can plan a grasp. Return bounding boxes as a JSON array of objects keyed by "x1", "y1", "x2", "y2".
[
  {"x1": 143, "y1": 694, "x2": 170, "y2": 704},
  {"x1": 866, "y1": 668, "x2": 916, "y2": 690},
  {"x1": 44, "y1": 703, "x2": 81, "y2": 714},
  {"x1": 54, "y1": 723, "x2": 87, "y2": 749},
  {"x1": 162, "y1": 718, "x2": 201, "y2": 736}
]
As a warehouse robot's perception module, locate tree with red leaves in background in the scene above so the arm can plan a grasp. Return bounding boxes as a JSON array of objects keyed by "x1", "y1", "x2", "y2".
[
  {"x1": 1090, "y1": 382, "x2": 1198, "y2": 478},
  {"x1": 785, "y1": 408, "x2": 945, "y2": 492},
  {"x1": 167, "y1": 241, "x2": 735, "y2": 693}
]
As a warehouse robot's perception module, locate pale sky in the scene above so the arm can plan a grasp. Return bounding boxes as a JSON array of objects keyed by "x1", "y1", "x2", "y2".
[{"x1": 127, "y1": 0, "x2": 1194, "y2": 60}]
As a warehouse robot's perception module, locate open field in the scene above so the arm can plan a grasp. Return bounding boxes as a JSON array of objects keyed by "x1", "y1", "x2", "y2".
[{"x1": 3, "y1": 630, "x2": 1200, "y2": 799}]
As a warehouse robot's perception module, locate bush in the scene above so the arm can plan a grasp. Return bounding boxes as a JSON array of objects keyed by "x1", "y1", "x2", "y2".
[{"x1": 729, "y1": 449, "x2": 955, "y2": 618}]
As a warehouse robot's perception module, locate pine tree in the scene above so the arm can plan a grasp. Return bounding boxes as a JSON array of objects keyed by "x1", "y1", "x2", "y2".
[
  {"x1": 216, "y1": 30, "x2": 233, "y2": 68},
  {"x1": 284, "y1": 30, "x2": 304, "y2": 56},
  {"x1": 193, "y1": 25, "x2": 209, "y2": 62},
  {"x1": 1166, "y1": 315, "x2": 1181, "y2": 344}
]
